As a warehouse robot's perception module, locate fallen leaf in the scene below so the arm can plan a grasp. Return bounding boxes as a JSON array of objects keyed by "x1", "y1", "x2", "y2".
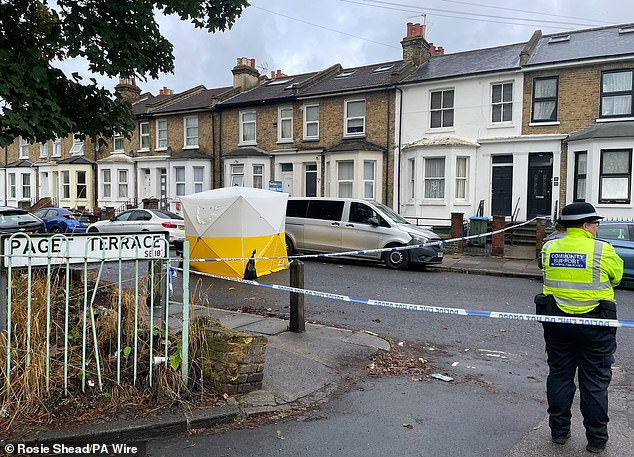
[
  {"x1": 402, "y1": 423, "x2": 414, "y2": 429},
  {"x1": 276, "y1": 430, "x2": 285, "y2": 440}
]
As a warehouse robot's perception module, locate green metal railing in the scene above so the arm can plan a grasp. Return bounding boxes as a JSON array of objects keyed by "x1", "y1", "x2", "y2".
[{"x1": 0, "y1": 233, "x2": 190, "y2": 403}]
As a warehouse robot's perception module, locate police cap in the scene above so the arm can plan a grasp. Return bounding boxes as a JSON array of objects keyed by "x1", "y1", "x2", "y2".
[{"x1": 556, "y1": 202, "x2": 603, "y2": 225}]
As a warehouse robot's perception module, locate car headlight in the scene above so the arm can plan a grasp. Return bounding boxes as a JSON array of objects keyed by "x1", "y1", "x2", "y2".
[{"x1": 409, "y1": 233, "x2": 429, "y2": 244}]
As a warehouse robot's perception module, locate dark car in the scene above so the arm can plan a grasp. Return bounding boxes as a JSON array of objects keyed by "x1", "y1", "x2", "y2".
[
  {"x1": 32, "y1": 207, "x2": 90, "y2": 234},
  {"x1": 0, "y1": 206, "x2": 46, "y2": 235},
  {"x1": 545, "y1": 220, "x2": 634, "y2": 281}
]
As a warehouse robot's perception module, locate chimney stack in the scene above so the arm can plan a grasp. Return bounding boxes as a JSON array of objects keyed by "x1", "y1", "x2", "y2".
[
  {"x1": 401, "y1": 22, "x2": 431, "y2": 67},
  {"x1": 115, "y1": 77, "x2": 141, "y2": 102},
  {"x1": 159, "y1": 86, "x2": 174, "y2": 95},
  {"x1": 232, "y1": 57, "x2": 260, "y2": 91}
]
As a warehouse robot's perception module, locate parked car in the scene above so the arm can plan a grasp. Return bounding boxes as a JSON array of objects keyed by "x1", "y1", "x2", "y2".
[
  {"x1": 32, "y1": 207, "x2": 90, "y2": 234},
  {"x1": 87, "y1": 209, "x2": 185, "y2": 247},
  {"x1": 544, "y1": 220, "x2": 634, "y2": 281},
  {"x1": 0, "y1": 206, "x2": 46, "y2": 235},
  {"x1": 285, "y1": 197, "x2": 443, "y2": 269}
]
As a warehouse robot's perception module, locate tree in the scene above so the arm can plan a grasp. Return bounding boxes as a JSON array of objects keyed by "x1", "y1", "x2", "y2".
[{"x1": 0, "y1": 0, "x2": 249, "y2": 147}]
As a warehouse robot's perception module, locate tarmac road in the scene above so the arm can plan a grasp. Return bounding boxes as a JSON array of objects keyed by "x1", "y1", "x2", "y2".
[{"x1": 147, "y1": 260, "x2": 634, "y2": 456}]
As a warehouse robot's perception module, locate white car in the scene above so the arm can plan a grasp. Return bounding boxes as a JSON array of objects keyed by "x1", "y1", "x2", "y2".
[{"x1": 87, "y1": 209, "x2": 185, "y2": 248}]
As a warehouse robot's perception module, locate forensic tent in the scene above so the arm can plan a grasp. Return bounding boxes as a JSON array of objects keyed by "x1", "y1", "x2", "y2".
[{"x1": 180, "y1": 187, "x2": 289, "y2": 278}]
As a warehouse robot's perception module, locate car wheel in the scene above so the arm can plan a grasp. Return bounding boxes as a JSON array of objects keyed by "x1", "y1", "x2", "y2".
[
  {"x1": 383, "y1": 246, "x2": 409, "y2": 269},
  {"x1": 285, "y1": 236, "x2": 295, "y2": 256},
  {"x1": 51, "y1": 226, "x2": 63, "y2": 234},
  {"x1": 87, "y1": 227, "x2": 99, "y2": 233}
]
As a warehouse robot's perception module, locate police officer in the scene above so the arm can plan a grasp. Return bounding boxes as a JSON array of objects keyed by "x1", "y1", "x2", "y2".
[{"x1": 538, "y1": 202, "x2": 623, "y2": 453}]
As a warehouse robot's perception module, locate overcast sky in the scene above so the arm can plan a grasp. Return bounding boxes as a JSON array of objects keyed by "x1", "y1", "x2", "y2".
[{"x1": 59, "y1": 0, "x2": 634, "y2": 95}]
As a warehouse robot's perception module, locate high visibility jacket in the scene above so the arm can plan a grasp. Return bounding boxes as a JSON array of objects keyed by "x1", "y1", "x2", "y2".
[{"x1": 541, "y1": 228, "x2": 623, "y2": 314}]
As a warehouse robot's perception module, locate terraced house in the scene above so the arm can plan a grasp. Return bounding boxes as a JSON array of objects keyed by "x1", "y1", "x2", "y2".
[
  {"x1": 521, "y1": 24, "x2": 634, "y2": 220},
  {"x1": 3, "y1": 22, "x2": 632, "y2": 225},
  {"x1": 212, "y1": 23, "x2": 437, "y2": 205}
]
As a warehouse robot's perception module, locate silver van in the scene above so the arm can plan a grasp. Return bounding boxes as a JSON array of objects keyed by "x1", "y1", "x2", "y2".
[{"x1": 285, "y1": 197, "x2": 443, "y2": 269}]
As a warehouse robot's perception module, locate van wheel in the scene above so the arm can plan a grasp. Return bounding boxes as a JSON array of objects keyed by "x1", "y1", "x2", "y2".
[
  {"x1": 88, "y1": 227, "x2": 99, "y2": 233},
  {"x1": 285, "y1": 236, "x2": 295, "y2": 256},
  {"x1": 384, "y1": 247, "x2": 409, "y2": 269}
]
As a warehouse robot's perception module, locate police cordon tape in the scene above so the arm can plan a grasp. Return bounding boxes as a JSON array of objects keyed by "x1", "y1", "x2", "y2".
[
  {"x1": 187, "y1": 217, "x2": 547, "y2": 263},
  {"x1": 174, "y1": 265, "x2": 634, "y2": 329}
]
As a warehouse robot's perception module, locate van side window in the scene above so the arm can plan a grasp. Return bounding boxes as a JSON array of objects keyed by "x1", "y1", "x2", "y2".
[
  {"x1": 287, "y1": 200, "x2": 308, "y2": 217},
  {"x1": 306, "y1": 201, "x2": 344, "y2": 221},
  {"x1": 349, "y1": 202, "x2": 376, "y2": 224}
]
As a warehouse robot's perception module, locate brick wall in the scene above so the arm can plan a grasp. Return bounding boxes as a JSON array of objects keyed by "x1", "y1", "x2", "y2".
[
  {"x1": 217, "y1": 90, "x2": 396, "y2": 200},
  {"x1": 522, "y1": 62, "x2": 634, "y2": 135}
]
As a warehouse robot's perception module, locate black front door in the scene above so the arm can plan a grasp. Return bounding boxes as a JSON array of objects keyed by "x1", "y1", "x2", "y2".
[
  {"x1": 491, "y1": 166, "x2": 513, "y2": 216},
  {"x1": 527, "y1": 152, "x2": 553, "y2": 219}
]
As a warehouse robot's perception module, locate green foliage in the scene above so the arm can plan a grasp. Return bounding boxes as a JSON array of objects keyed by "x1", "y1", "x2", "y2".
[
  {"x1": 169, "y1": 340, "x2": 183, "y2": 371},
  {"x1": 123, "y1": 346, "x2": 132, "y2": 361},
  {"x1": 0, "y1": 0, "x2": 249, "y2": 147}
]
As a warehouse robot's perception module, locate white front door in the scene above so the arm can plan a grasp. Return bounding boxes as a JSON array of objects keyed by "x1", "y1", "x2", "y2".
[{"x1": 282, "y1": 172, "x2": 294, "y2": 195}]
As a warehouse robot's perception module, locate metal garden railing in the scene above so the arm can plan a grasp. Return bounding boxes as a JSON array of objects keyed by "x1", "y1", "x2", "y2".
[{"x1": 0, "y1": 233, "x2": 190, "y2": 405}]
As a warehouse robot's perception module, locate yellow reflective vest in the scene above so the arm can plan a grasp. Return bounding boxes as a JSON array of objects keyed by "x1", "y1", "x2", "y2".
[{"x1": 541, "y1": 228, "x2": 623, "y2": 314}]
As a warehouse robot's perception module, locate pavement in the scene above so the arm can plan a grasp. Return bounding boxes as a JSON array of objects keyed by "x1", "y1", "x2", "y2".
[{"x1": 8, "y1": 251, "x2": 633, "y2": 456}]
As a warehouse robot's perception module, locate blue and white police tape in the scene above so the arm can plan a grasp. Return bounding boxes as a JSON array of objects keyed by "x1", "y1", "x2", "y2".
[
  {"x1": 187, "y1": 217, "x2": 548, "y2": 263},
  {"x1": 176, "y1": 265, "x2": 634, "y2": 329}
]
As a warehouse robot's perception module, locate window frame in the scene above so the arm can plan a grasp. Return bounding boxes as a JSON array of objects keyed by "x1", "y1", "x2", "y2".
[
  {"x1": 19, "y1": 137, "x2": 29, "y2": 158},
  {"x1": 303, "y1": 104, "x2": 319, "y2": 140},
  {"x1": 240, "y1": 111, "x2": 257, "y2": 145},
  {"x1": 598, "y1": 149, "x2": 632, "y2": 204},
  {"x1": 21, "y1": 173, "x2": 31, "y2": 199},
  {"x1": 230, "y1": 164, "x2": 244, "y2": 187},
  {"x1": 344, "y1": 99, "x2": 366, "y2": 137},
  {"x1": 9, "y1": 173, "x2": 16, "y2": 198},
  {"x1": 139, "y1": 121, "x2": 150, "y2": 150},
  {"x1": 491, "y1": 82, "x2": 513, "y2": 123},
  {"x1": 193, "y1": 166, "x2": 204, "y2": 193},
  {"x1": 174, "y1": 166, "x2": 186, "y2": 196},
  {"x1": 39, "y1": 142, "x2": 49, "y2": 159},
  {"x1": 156, "y1": 119, "x2": 168, "y2": 150},
  {"x1": 337, "y1": 160, "x2": 354, "y2": 197},
  {"x1": 455, "y1": 156, "x2": 468, "y2": 200},
  {"x1": 52, "y1": 137, "x2": 62, "y2": 157},
  {"x1": 253, "y1": 164, "x2": 264, "y2": 189},
  {"x1": 76, "y1": 170, "x2": 87, "y2": 199},
  {"x1": 363, "y1": 160, "x2": 376, "y2": 200},
  {"x1": 61, "y1": 171, "x2": 70, "y2": 199},
  {"x1": 102, "y1": 169, "x2": 112, "y2": 198},
  {"x1": 531, "y1": 76, "x2": 559, "y2": 123},
  {"x1": 600, "y1": 69, "x2": 634, "y2": 118},
  {"x1": 113, "y1": 133, "x2": 125, "y2": 152},
  {"x1": 423, "y1": 157, "x2": 446, "y2": 199},
  {"x1": 573, "y1": 151, "x2": 587, "y2": 202},
  {"x1": 277, "y1": 106, "x2": 293, "y2": 143},
  {"x1": 118, "y1": 169, "x2": 129, "y2": 199},
  {"x1": 184, "y1": 115, "x2": 199, "y2": 148},
  {"x1": 430, "y1": 89, "x2": 455, "y2": 129}
]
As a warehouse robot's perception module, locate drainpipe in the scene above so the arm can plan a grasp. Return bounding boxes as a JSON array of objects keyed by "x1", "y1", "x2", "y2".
[
  {"x1": 93, "y1": 140, "x2": 99, "y2": 211},
  {"x1": 4, "y1": 146, "x2": 7, "y2": 205},
  {"x1": 385, "y1": 88, "x2": 391, "y2": 205},
  {"x1": 219, "y1": 110, "x2": 223, "y2": 188},
  {"x1": 395, "y1": 86, "x2": 404, "y2": 212},
  {"x1": 210, "y1": 108, "x2": 215, "y2": 189}
]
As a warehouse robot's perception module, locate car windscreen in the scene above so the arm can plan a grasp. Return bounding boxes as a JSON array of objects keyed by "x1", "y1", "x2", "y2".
[{"x1": 371, "y1": 201, "x2": 410, "y2": 224}]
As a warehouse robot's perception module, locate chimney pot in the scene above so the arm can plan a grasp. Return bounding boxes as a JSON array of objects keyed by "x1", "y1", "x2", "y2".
[
  {"x1": 276, "y1": 69, "x2": 282, "y2": 78},
  {"x1": 271, "y1": 70, "x2": 275, "y2": 79}
]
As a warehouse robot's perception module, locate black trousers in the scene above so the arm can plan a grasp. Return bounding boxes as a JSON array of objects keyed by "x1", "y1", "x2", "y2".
[{"x1": 542, "y1": 306, "x2": 617, "y2": 446}]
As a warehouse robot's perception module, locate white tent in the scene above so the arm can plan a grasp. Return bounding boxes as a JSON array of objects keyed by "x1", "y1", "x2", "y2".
[{"x1": 180, "y1": 187, "x2": 289, "y2": 278}]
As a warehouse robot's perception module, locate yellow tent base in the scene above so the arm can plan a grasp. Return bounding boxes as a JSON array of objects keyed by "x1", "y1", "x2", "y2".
[{"x1": 188, "y1": 232, "x2": 288, "y2": 279}]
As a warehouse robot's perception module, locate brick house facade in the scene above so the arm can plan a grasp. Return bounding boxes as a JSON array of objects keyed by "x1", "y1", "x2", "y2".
[{"x1": 522, "y1": 25, "x2": 634, "y2": 219}]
